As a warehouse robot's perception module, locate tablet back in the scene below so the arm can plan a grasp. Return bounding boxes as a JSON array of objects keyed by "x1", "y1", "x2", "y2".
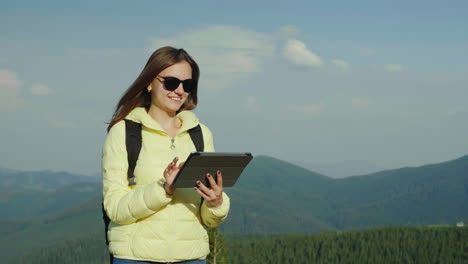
[{"x1": 173, "y1": 152, "x2": 253, "y2": 188}]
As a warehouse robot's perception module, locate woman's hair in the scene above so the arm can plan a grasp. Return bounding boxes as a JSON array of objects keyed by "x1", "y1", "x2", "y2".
[{"x1": 107, "y1": 46, "x2": 200, "y2": 132}]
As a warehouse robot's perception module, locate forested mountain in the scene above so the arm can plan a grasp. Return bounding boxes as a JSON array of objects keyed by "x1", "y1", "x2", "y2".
[
  {"x1": 11, "y1": 226, "x2": 468, "y2": 264},
  {"x1": 0, "y1": 169, "x2": 99, "y2": 192},
  {"x1": 225, "y1": 154, "x2": 468, "y2": 232},
  {"x1": 0, "y1": 195, "x2": 103, "y2": 262},
  {"x1": 0, "y1": 182, "x2": 100, "y2": 219},
  {"x1": 1, "y1": 154, "x2": 467, "y2": 262}
]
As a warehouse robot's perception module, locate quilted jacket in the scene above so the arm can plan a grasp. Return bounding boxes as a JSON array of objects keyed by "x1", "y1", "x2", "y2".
[{"x1": 102, "y1": 107, "x2": 230, "y2": 262}]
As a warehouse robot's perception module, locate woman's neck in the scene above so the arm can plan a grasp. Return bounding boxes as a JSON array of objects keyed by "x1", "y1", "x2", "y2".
[{"x1": 147, "y1": 105, "x2": 181, "y2": 135}]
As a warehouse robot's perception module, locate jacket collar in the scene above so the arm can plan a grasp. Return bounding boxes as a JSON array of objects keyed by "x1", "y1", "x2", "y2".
[{"x1": 125, "y1": 107, "x2": 200, "y2": 134}]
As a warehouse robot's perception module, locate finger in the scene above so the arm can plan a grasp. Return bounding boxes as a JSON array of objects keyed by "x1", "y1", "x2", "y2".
[
  {"x1": 216, "y1": 170, "x2": 223, "y2": 189},
  {"x1": 170, "y1": 157, "x2": 178, "y2": 168},
  {"x1": 196, "y1": 180, "x2": 212, "y2": 195},
  {"x1": 194, "y1": 187, "x2": 209, "y2": 200},
  {"x1": 171, "y1": 158, "x2": 178, "y2": 167},
  {"x1": 206, "y1": 173, "x2": 218, "y2": 191},
  {"x1": 178, "y1": 162, "x2": 185, "y2": 169}
]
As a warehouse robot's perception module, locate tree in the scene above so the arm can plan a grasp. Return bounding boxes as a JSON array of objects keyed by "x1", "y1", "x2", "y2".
[{"x1": 207, "y1": 227, "x2": 227, "y2": 264}]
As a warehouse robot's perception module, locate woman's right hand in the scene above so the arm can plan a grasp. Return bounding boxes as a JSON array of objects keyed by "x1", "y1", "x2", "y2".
[{"x1": 163, "y1": 157, "x2": 184, "y2": 196}]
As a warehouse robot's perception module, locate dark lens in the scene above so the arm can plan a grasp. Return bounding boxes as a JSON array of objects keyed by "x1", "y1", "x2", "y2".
[
  {"x1": 163, "y1": 77, "x2": 181, "y2": 91},
  {"x1": 182, "y1": 79, "x2": 194, "y2": 93}
]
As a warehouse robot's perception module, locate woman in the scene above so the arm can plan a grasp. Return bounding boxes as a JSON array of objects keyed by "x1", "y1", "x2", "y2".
[{"x1": 102, "y1": 46, "x2": 230, "y2": 264}]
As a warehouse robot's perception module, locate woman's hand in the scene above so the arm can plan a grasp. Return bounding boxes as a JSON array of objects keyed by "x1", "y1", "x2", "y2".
[
  {"x1": 163, "y1": 157, "x2": 184, "y2": 196},
  {"x1": 194, "y1": 170, "x2": 224, "y2": 208}
]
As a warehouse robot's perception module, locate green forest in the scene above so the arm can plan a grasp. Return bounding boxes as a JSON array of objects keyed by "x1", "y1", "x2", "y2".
[{"x1": 12, "y1": 226, "x2": 468, "y2": 264}]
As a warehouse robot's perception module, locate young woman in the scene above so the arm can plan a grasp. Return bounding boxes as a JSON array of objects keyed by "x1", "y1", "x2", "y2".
[{"x1": 102, "y1": 47, "x2": 229, "y2": 264}]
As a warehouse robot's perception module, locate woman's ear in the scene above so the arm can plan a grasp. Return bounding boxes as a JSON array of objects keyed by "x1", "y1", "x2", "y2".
[{"x1": 147, "y1": 85, "x2": 152, "y2": 92}]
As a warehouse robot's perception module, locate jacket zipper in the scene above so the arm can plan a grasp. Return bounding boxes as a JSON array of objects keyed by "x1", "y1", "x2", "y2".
[{"x1": 169, "y1": 135, "x2": 175, "y2": 261}]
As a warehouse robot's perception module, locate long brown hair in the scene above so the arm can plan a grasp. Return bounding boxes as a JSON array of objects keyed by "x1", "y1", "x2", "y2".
[{"x1": 107, "y1": 46, "x2": 200, "y2": 132}]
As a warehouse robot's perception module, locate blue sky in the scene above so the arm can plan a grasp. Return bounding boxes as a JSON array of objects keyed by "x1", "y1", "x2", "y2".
[{"x1": 1, "y1": 0, "x2": 467, "y2": 176}]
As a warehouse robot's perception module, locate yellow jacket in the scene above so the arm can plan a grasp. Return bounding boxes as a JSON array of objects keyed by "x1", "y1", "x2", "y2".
[{"x1": 102, "y1": 107, "x2": 230, "y2": 262}]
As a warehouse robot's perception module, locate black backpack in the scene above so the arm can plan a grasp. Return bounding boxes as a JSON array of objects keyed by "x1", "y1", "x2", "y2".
[{"x1": 102, "y1": 119, "x2": 204, "y2": 263}]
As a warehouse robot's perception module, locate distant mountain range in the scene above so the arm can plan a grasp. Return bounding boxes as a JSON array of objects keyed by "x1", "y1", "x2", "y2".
[
  {"x1": 1, "y1": 154, "x2": 468, "y2": 262},
  {"x1": 289, "y1": 159, "x2": 386, "y2": 178}
]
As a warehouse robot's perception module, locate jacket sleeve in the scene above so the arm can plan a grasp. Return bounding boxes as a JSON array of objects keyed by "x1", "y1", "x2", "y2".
[
  {"x1": 102, "y1": 121, "x2": 172, "y2": 225},
  {"x1": 199, "y1": 124, "x2": 230, "y2": 227}
]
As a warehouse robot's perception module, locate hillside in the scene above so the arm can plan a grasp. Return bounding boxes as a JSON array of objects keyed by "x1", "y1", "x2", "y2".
[
  {"x1": 0, "y1": 195, "x2": 103, "y2": 262},
  {"x1": 10, "y1": 226, "x2": 468, "y2": 264},
  {"x1": 0, "y1": 182, "x2": 101, "y2": 219},
  {"x1": 1, "y1": 154, "x2": 468, "y2": 261},
  {"x1": 0, "y1": 169, "x2": 100, "y2": 192}
]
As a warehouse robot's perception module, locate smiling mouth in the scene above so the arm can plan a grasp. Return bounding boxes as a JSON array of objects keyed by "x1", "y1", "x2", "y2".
[{"x1": 169, "y1": 97, "x2": 182, "y2": 102}]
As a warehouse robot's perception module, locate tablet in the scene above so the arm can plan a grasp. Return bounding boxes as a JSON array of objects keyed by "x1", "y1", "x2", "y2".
[{"x1": 173, "y1": 152, "x2": 253, "y2": 188}]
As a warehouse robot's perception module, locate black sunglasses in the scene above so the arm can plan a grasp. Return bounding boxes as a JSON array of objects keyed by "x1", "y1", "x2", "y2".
[{"x1": 156, "y1": 76, "x2": 194, "y2": 93}]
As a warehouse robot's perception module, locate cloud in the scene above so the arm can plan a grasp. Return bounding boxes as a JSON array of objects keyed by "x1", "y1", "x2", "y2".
[
  {"x1": 0, "y1": 69, "x2": 24, "y2": 112},
  {"x1": 385, "y1": 64, "x2": 403, "y2": 72},
  {"x1": 244, "y1": 96, "x2": 259, "y2": 112},
  {"x1": 31, "y1": 84, "x2": 50, "y2": 95},
  {"x1": 351, "y1": 97, "x2": 370, "y2": 109},
  {"x1": 283, "y1": 39, "x2": 322, "y2": 67},
  {"x1": 331, "y1": 59, "x2": 349, "y2": 70},
  {"x1": 285, "y1": 104, "x2": 323, "y2": 116},
  {"x1": 150, "y1": 25, "x2": 275, "y2": 90},
  {"x1": 278, "y1": 25, "x2": 299, "y2": 37}
]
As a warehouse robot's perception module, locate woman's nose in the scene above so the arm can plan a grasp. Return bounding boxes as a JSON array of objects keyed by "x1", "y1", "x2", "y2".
[{"x1": 174, "y1": 83, "x2": 185, "y2": 94}]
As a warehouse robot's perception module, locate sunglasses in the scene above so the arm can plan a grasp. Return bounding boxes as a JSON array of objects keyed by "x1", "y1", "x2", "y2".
[{"x1": 156, "y1": 76, "x2": 194, "y2": 93}]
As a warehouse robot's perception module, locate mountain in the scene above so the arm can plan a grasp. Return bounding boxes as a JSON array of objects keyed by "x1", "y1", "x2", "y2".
[
  {"x1": 0, "y1": 169, "x2": 100, "y2": 192},
  {"x1": 290, "y1": 159, "x2": 386, "y2": 178},
  {"x1": 225, "y1": 154, "x2": 468, "y2": 231},
  {"x1": 0, "y1": 182, "x2": 101, "y2": 219},
  {"x1": 0, "y1": 195, "x2": 104, "y2": 262},
  {"x1": 321, "y1": 154, "x2": 468, "y2": 229},
  {"x1": 0, "y1": 168, "x2": 101, "y2": 219},
  {"x1": 1, "y1": 154, "x2": 468, "y2": 262},
  {"x1": 224, "y1": 155, "x2": 336, "y2": 233},
  {"x1": 10, "y1": 226, "x2": 468, "y2": 264}
]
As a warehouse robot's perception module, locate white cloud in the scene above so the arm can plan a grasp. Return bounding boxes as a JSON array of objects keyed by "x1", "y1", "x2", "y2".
[
  {"x1": 150, "y1": 25, "x2": 275, "y2": 90},
  {"x1": 351, "y1": 97, "x2": 370, "y2": 109},
  {"x1": 0, "y1": 69, "x2": 24, "y2": 112},
  {"x1": 278, "y1": 25, "x2": 299, "y2": 37},
  {"x1": 244, "y1": 96, "x2": 259, "y2": 112},
  {"x1": 385, "y1": 64, "x2": 403, "y2": 72},
  {"x1": 331, "y1": 59, "x2": 349, "y2": 70},
  {"x1": 31, "y1": 84, "x2": 50, "y2": 95},
  {"x1": 285, "y1": 104, "x2": 323, "y2": 116},
  {"x1": 283, "y1": 39, "x2": 322, "y2": 67}
]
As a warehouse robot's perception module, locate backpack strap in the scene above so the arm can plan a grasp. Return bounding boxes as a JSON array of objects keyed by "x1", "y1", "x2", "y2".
[
  {"x1": 188, "y1": 125, "x2": 206, "y2": 218},
  {"x1": 188, "y1": 124, "x2": 204, "y2": 152},
  {"x1": 125, "y1": 119, "x2": 142, "y2": 186}
]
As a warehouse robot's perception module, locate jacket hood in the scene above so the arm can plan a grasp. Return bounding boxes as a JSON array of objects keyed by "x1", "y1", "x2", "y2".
[{"x1": 125, "y1": 107, "x2": 200, "y2": 134}]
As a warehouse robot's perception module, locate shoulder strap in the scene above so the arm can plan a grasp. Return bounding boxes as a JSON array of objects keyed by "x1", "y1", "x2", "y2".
[
  {"x1": 188, "y1": 124, "x2": 204, "y2": 152},
  {"x1": 125, "y1": 119, "x2": 142, "y2": 186},
  {"x1": 189, "y1": 125, "x2": 206, "y2": 216},
  {"x1": 102, "y1": 119, "x2": 141, "y2": 263}
]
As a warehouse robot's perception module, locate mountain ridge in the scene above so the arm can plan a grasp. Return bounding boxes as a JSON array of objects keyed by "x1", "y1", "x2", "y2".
[{"x1": 1, "y1": 153, "x2": 467, "y2": 261}]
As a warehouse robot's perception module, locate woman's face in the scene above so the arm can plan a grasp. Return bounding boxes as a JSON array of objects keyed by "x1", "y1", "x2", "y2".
[{"x1": 148, "y1": 60, "x2": 193, "y2": 114}]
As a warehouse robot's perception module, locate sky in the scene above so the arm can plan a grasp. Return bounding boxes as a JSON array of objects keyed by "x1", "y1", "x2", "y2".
[{"x1": 1, "y1": 0, "x2": 467, "y2": 177}]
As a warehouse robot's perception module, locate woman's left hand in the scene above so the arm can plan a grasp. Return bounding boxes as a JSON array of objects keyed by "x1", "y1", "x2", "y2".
[{"x1": 194, "y1": 170, "x2": 224, "y2": 208}]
